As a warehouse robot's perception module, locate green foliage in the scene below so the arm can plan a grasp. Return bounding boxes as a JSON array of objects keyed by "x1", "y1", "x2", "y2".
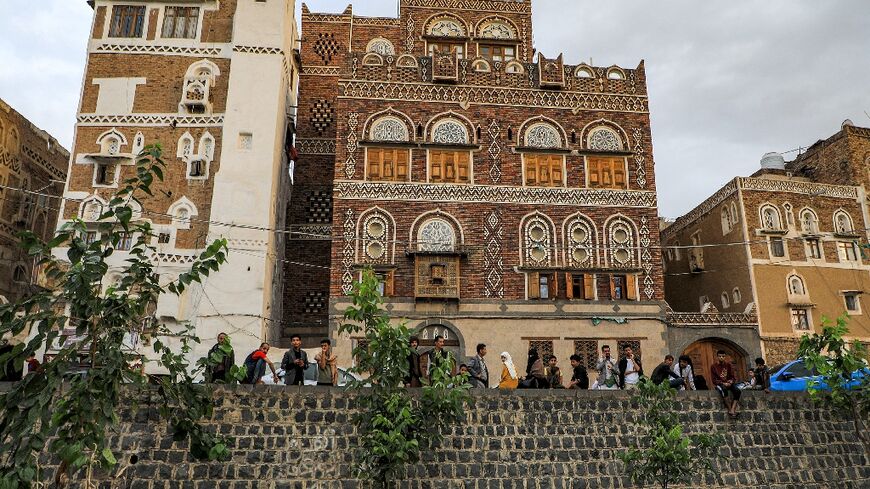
[
  {"x1": 619, "y1": 380, "x2": 722, "y2": 489},
  {"x1": 798, "y1": 315, "x2": 870, "y2": 453},
  {"x1": 0, "y1": 145, "x2": 232, "y2": 488},
  {"x1": 340, "y1": 269, "x2": 470, "y2": 488}
]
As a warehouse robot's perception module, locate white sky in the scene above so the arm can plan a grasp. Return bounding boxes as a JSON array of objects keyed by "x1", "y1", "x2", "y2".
[{"x1": 1, "y1": 0, "x2": 868, "y2": 218}]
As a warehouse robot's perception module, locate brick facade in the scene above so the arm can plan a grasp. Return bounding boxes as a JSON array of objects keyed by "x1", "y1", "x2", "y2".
[
  {"x1": 286, "y1": 0, "x2": 667, "y2": 366},
  {"x1": 0, "y1": 99, "x2": 69, "y2": 304}
]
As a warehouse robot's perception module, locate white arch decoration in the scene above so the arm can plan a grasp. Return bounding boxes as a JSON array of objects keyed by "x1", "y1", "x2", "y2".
[
  {"x1": 357, "y1": 207, "x2": 396, "y2": 264},
  {"x1": 586, "y1": 126, "x2": 624, "y2": 151},
  {"x1": 366, "y1": 38, "x2": 396, "y2": 56},
  {"x1": 604, "y1": 215, "x2": 638, "y2": 268},
  {"x1": 168, "y1": 196, "x2": 199, "y2": 230},
  {"x1": 520, "y1": 211, "x2": 557, "y2": 267},
  {"x1": 431, "y1": 119, "x2": 470, "y2": 145},
  {"x1": 410, "y1": 210, "x2": 464, "y2": 252}
]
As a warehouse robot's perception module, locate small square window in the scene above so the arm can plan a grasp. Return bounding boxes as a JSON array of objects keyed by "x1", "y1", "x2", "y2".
[
  {"x1": 109, "y1": 6, "x2": 146, "y2": 38},
  {"x1": 95, "y1": 163, "x2": 115, "y2": 186},
  {"x1": 239, "y1": 133, "x2": 253, "y2": 150},
  {"x1": 158, "y1": 233, "x2": 171, "y2": 244},
  {"x1": 806, "y1": 239, "x2": 822, "y2": 260},
  {"x1": 791, "y1": 308, "x2": 811, "y2": 331},
  {"x1": 116, "y1": 233, "x2": 133, "y2": 251},
  {"x1": 770, "y1": 237, "x2": 786, "y2": 258},
  {"x1": 845, "y1": 294, "x2": 861, "y2": 314}
]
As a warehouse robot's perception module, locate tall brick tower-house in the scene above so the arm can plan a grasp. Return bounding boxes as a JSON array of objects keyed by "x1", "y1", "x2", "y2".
[
  {"x1": 56, "y1": 0, "x2": 300, "y2": 362},
  {"x1": 289, "y1": 0, "x2": 667, "y2": 377}
]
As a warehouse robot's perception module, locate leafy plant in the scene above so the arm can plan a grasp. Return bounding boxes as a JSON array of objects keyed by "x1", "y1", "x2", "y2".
[
  {"x1": 340, "y1": 269, "x2": 470, "y2": 488},
  {"x1": 0, "y1": 145, "x2": 232, "y2": 488},
  {"x1": 619, "y1": 379, "x2": 722, "y2": 489},
  {"x1": 798, "y1": 315, "x2": 870, "y2": 454}
]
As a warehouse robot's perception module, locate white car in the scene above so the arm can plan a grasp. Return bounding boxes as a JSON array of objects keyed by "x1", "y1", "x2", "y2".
[{"x1": 261, "y1": 361, "x2": 360, "y2": 386}]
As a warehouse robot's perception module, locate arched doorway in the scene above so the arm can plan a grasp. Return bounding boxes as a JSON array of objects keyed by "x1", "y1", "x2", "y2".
[
  {"x1": 683, "y1": 338, "x2": 748, "y2": 386},
  {"x1": 415, "y1": 322, "x2": 463, "y2": 362}
]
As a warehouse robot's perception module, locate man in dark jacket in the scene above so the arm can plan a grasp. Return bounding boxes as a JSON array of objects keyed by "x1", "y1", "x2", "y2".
[
  {"x1": 281, "y1": 334, "x2": 309, "y2": 386},
  {"x1": 567, "y1": 354, "x2": 589, "y2": 390},
  {"x1": 650, "y1": 355, "x2": 684, "y2": 389},
  {"x1": 617, "y1": 345, "x2": 643, "y2": 389},
  {"x1": 405, "y1": 336, "x2": 423, "y2": 387},
  {"x1": 206, "y1": 332, "x2": 234, "y2": 383},
  {"x1": 467, "y1": 343, "x2": 490, "y2": 388}
]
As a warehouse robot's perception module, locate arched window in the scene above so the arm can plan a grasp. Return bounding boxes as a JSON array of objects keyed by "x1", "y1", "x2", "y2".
[
  {"x1": 199, "y1": 131, "x2": 215, "y2": 160},
  {"x1": 732, "y1": 287, "x2": 742, "y2": 304},
  {"x1": 565, "y1": 215, "x2": 595, "y2": 267},
  {"x1": 721, "y1": 208, "x2": 733, "y2": 235},
  {"x1": 472, "y1": 59, "x2": 491, "y2": 73},
  {"x1": 721, "y1": 292, "x2": 730, "y2": 309},
  {"x1": 788, "y1": 275, "x2": 806, "y2": 296},
  {"x1": 97, "y1": 129, "x2": 126, "y2": 155},
  {"x1": 418, "y1": 218, "x2": 457, "y2": 253},
  {"x1": 7, "y1": 128, "x2": 19, "y2": 155},
  {"x1": 180, "y1": 60, "x2": 219, "y2": 115},
  {"x1": 366, "y1": 37, "x2": 395, "y2": 56},
  {"x1": 431, "y1": 119, "x2": 469, "y2": 145},
  {"x1": 800, "y1": 209, "x2": 819, "y2": 234},
  {"x1": 396, "y1": 55, "x2": 418, "y2": 68},
  {"x1": 427, "y1": 17, "x2": 466, "y2": 38},
  {"x1": 177, "y1": 132, "x2": 194, "y2": 159},
  {"x1": 587, "y1": 127, "x2": 623, "y2": 151},
  {"x1": 575, "y1": 66, "x2": 594, "y2": 78},
  {"x1": 524, "y1": 122, "x2": 562, "y2": 149},
  {"x1": 730, "y1": 202, "x2": 739, "y2": 225},
  {"x1": 0, "y1": 119, "x2": 6, "y2": 147},
  {"x1": 168, "y1": 197, "x2": 198, "y2": 231},
  {"x1": 477, "y1": 21, "x2": 516, "y2": 40},
  {"x1": 505, "y1": 61, "x2": 524, "y2": 74},
  {"x1": 362, "y1": 53, "x2": 384, "y2": 66},
  {"x1": 359, "y1": 208, "x2": 395, "y2": 264},
  {"x1": 80, "y1": 197, "x2": 106, "y2": 222},
  {"x1": 607, "y1": 217, "x2": 636, "y2": 267},
  {"x1": 760, "y1": 205, "x2": 782, "y2": 230},
  {"x1": 132, "y1": 132, "x2": 145, "y2": 154},
  {"x1": 369, "y1": 117, "x2": 410, "y2": 142},
  {"x1": 12, "y1": 265, "x2": 27, "y2": 283},
  {"x1": 522, "y1": 214, "x2": 556, "y2": 267},
  {"x1": 834, "y1": 211, "x2": 854, "y2": 234},
  {"x1": 607, "y1": 68, "x2": 625, "y2": 80}
]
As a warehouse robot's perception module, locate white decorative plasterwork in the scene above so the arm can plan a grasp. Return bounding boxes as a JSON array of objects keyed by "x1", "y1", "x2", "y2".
[
  {"x1": 359, "y1": 209, "x2": 394, "y2": 264},
  {"x1": 233, "y1": 45, "x2": 284, "y2": 55},
  {"x1": 428, "y1": 19, "x2": 466, "y2": 38},
  {"x1": 77, "y1": 114, "x2": 224, "y2": 127},
  {"x1": 370, "y1": 117, "x2": 409, "y2": 142},
  {"x1": 632, "y1": 127, "x2": 647, "y2": 188},
  {"x1": 93, "y1": 44, "x2": 223, "y2": 57},
  {"x1": 587, "y1": 127, "x2": 623, "y2": 151},
  {"x1": 21, "y1": 146, "x2": 66, "y2": 181},
  {"x1": 339, "y1": 81, "x2": 649, "y2": 113},
  {"x1": 432, "y1": 120, "x2": 469, "y2": 144},
  {"x1": 418, "y1": 219, "x2": 456, "y2": 252},
  {"x1": 479, "y1": 22, "x2": 515, "y2": 40},
  {"x1": 487, "y1": 119, "x2": 502, "y2": 183},
  {"x1": 404, "y1": 0, "x2": 530, "y2": 12},
  {"x1": 522, "y1": 214, "x2": 556, "y2": 267},
  {"x1": 565, "y1": 216, "x2": 595, "y2": 267},
  {"x1": 334, "y1": 182, "x2": 657, "y2": 208},
  {"x1": 367, "y1": 38, "x2": 396, "y2": 56},
  {"x1": 289, "y1": 224, "x2": 332, "y2": 240},
  {"x1": 483, "y1": 210, "x2": 505, "y2": 298},
  {"x1": 738, "y1": 177, "x2": 858, "y2": 199},
  {"x1": 524, "y1": 123, "x2": 562, "y2": 148},
  {"x1": 297, "y1": 138, "x2": 337, "y2": 155},
  {"x1": 607, "y1": 217, "x2": 636, "y2": 268},
  {"x1": 342, "y1": 209, "x2": 355, "y2": 295},
  {"x1": 303, "y1": 66, "x2": 342, "y2": 77},
  {"x1": 345, "y1": 113, "x2": 359, "y2": 179},
  {"x1": 640, "y1": 216, "x2": 654, "y2": 300},
  {"x1": 406, "y1": 16, "x2": 416, "y2": 54},
  {"x1": 663, "y1": 180, "x2": 738, "y2": 239},
  {"x1": 354, "y1": 17, "x2": 402, "y2": 27}
]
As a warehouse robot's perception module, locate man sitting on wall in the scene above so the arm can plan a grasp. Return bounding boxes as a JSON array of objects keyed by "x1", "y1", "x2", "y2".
[
  {"x1": 650, "y1": 354, "x2": 684, "y2": 389},
  {"x1": 243, "y1": 343, "x2": 278, "y2": 385},
  {"x1": 711, "y1": 350, "x2": 741, "y2": 419}
]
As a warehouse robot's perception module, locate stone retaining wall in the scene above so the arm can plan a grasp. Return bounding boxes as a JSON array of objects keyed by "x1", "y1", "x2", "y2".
[{"x1": 9, "y1": 385, "x2": 868, "y2": 488}]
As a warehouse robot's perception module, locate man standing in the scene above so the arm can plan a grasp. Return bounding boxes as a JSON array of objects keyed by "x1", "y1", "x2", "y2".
[
  {"x1": 243, "y1": 343, "x2": 278, "y2": 385},
  {"x1": 567, "y1": 354, "x2": 589, "y2": 390},
  {"x1": 405, "y1": 336, "x2": 423, "y2": 388},
  {"x1": 594, "y1": 345, "x2": 619, "y2": 390},
  {"x1": 651, "y1": 355, "x2": 684, "y2": 389},
  {"x1": 281, "y1": 334, "x2": 309, "y2": 386},
  {"x1": 315, "y1": 338, "x2": 338, "y2": 386},
  {"x1": 424, "y1": 336, "x2": 456, "y2": 381},
  {"x1": 467, "y1": 343, "x2": 490, "y2": 388},
  {"x1": 618, "y1": 345, "x2": 643, "y2": 390},
  {"x1": 206, "y1": 332, "x2": 234, "y2": 383},
  {"x1": 712, "y1": 350, "x2": 741, "y2": 418}
]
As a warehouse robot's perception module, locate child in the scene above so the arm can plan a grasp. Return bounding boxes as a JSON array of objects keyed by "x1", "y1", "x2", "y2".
[
  {"x1": 750, "y1": 357, "x2": 771, "y2": 393},
  {"x1": 544, "y1": 356, "x2": 563, "y2": 388},
  {"x1": 567, "y1": 354, "x2": 589, "y2": 390}
]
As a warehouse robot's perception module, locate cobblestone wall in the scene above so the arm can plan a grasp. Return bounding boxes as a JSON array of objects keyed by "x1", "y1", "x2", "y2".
[{"x1": 30, "y1": 386, "x2": 870, "y2": 488}]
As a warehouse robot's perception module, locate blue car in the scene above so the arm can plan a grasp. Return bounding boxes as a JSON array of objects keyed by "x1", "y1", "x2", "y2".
[{"x1": 769, "y1": 359, "x2": 869, "y2": 392}]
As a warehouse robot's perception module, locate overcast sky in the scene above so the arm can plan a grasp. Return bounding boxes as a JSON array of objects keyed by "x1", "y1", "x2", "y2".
[{"x1": 1, "y1": 0, "x2": 868, "y2": 218}]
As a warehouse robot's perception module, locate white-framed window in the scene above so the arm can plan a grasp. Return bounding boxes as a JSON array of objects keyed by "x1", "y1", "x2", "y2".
[
  {"x1": 760, "y1": 205, "x2": 782, "y2": 231},
  {"x1": 834, "y1": 211, "x2": 855, "y2": 234},
  {"x1": 161, "y1": 6, "x2": 200, "y2": 39},
  {"x1": 791, "y1": 308, "x2": 812, "y2": 331},
  {"x1": 699, "y1": 295, "x2": 710, "y2": 310},
  {"x1": 769, "y1": 237, "x2": 786, "y2": 258},
  {"x1": 805, "y1": 238, "x2": 823, "y2": 260},
  {"x1": 721, "y1": 292, "x2": 730, "y2": 309},
  {"x1": 837, "y1": 241, "x2": 859, "y2": 262},
  {"x1": 788, "y1": 275, "x2": 806, "y2": 296},
  {"x1": 732, "y1": 287, "x2": 742, "y2": 304},
  {"x1": 800, "y1": 208, "x2": 819, "y2": 234},
  {"x1": 844, "y1": 292, "x2": 862, "y2": 315}
]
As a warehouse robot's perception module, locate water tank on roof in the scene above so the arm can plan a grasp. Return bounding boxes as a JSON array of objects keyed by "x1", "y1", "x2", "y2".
[{"x1": 761, "y1": 152, "x2": 785, "y2": 170}]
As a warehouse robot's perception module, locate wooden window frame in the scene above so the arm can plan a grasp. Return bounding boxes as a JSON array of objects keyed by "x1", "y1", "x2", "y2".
[
  {"x1": 609, "y1": 274, "x2": 638, "y2": 301},
  {"x1": 109, "y1": 5, "x2": 146, "y2": 38},
  {"x1": 162, "y1": 6, "x2": 200, "y2": 40},
  {"x1": 367, "y1": 147, "x2": 410, "y2": 182},
  {"x1": 374, "y1": 270, "x2": 395, "y2": 297},
  {"x1": 527, "y1": 272, "x2": 557, "y2": 300},
  {"x1": 837, "y1": 241, "x2": 859, "y2": 262},
  {"x1": 427, "y1": 42, "x2": 466, "y2": 59},
  {"x1": 478, "y1": 44, "x2": 516, "y2": 62},
  {"x1": 769, "y1": 237, "x2": 786, "y2": 258},
  {"x1": 586, "y1": 156, "x2": 628, "y2": 190},
  {"x1": 806, "y1": 238, "x2": 822, "y2": 260},
  {"x1": 565, "y1": 273, "x2": 595, "y2": 301},
  {"x1": 791, "y1": 308, "x2": 811, "y2": 331},
  {"x1": 523, "y1": 154, "x2": 564, "y2": 187},
  {"x1": 428, "y1": 150, "x2": 471, "y2": 184}
]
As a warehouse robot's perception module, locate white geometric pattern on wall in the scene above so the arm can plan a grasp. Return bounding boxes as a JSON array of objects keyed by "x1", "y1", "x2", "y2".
[
  {"x1": 521, "y1": 213, "x2": 556, "y2": 267},
  {"x1": 483, "y1": 210, "x2": 505, "y2": 298}
]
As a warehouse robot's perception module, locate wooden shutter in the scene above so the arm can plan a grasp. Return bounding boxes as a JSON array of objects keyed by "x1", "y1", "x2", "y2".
[
  {"x1": 396, "y1": 150, "x2": 408, "y2": 180},
  {"x1": 550, "y1": 156, "x2": 563, "y2": 186},
  {"x1": 588, "y1": 158, "x2": 600, "y2": 187},
  {"x1": 430, "y1": 151, "x2": 443, "y2": 182},
  {"x1": 528, "y1": 273, "x2": 540, "y2": 299},
  {"x1": 609, "y1": 275, "x2": 617, "y2": 300},
  {"x1": 614, "y1": 158, "x2": 626, "y2": 188},
  {"x1": 383, "y1": 150, "x2": 394, "y2": 179},
  {"x1": 445, "y1": 152, "x2": 456, "y2": 181},
  {"x1": 548, "y1": 273, "x2": 558, "y2": 298},
  {"x1": 385, "y1": 270, "x2": 395, "y2": 297},
  {"x1": 627, "y1": 275, "x2": 637, "y2": 301},
  {"x1": 367, "y1": 149, "x2": 381, "y2": 179},
  {"x1": 584, "y1": 274, "x2": 595, "y2": 300},
  {"x1": 458, "y1": 152, "x2": 470, "y2": 182},
  {"x1": 525, "y1": 156, "x2": 537, "y2": 185},
  {"x1": 565, "y1": 273, "x2": 574, "y2": 300}
]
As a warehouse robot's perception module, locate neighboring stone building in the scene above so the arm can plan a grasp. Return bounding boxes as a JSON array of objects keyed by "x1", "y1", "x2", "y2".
[
  {"x1": 288, "y1": 0, "x2": 667, "y2": 376},
  {"x1": 55, "y1": 0, "x2": 300, "y2": 362},
  {"x1": 662, "y1": 123, "x2": 870, "y2": 367},
  {"x1": 0, "y1": 99, "x2": 69, "y2": 304}
]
